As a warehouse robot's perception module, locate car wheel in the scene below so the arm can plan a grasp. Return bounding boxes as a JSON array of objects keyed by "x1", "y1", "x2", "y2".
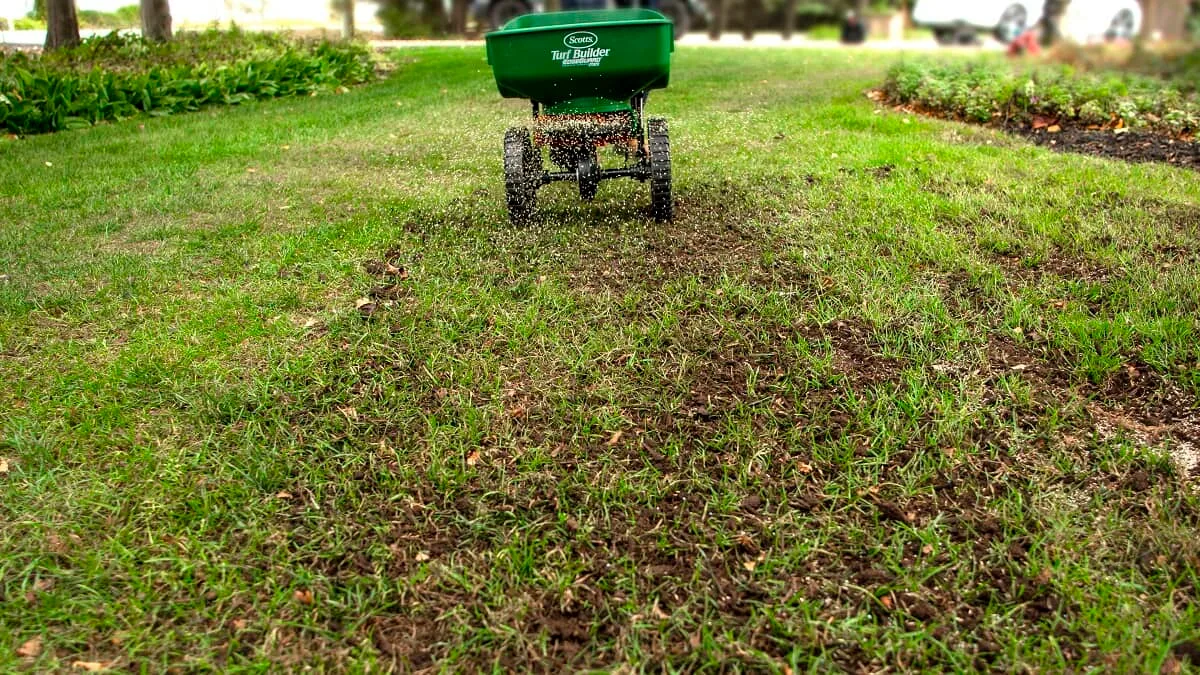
[
  {"x1": 994, "y1": 3, "x2": 1028, "y2": 43},
  {"x1": 1105, "y1": 9, "x2": 1136, "y2": 41},
  {"x1": 933, "y1": 27, "x2": 957, "y2": 45},
  {"x1": 488, "y1": 0, "x2": 530, "y2": 30},
  {"x1": 657, "y1": 0, "x2": 691, "y2": 39}
]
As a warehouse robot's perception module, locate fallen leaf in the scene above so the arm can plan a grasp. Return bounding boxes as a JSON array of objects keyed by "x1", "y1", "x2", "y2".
[
  {"x1": 16, "y1": 637, "x2": 42, "y2": 657},
  {"x1": 742, "y1": 559, "x2": 757, "y2": 572},
  {"x1": 414, "y1": 551, "x2": 431, "y2": 562},
  {"x1": 354, "y1": 297, "x2": 372, "y2": 309},
  {"x1": 650, "y1": 599, "x2": 669, "y2": 619},
  {"x1": 275, "y1": 491, "x2": 293, "y2": 500},
  {"x1": 0, "y1": 457, "x2": 9, "y2": 473},
  {"x1": 1031, "y1": 115, "x2": 1056, "y2": 130},
  {"x1": 605, "y1": 430, "x2": 623, "y2": 446},
  {"x1": 293, "y1": 589, "x2": 314, "y2": 604},
  {"x1": 231, "y1": 618, "x2": 248, "y2": 631},
  {"x1": 921, "y1": 544, "x2": 934, "y2": 555},
  {"x1": 1046, "y1": 124, "x2": 1061, "y2": 133},
  {"x1": 72, "y1": 662, "x2": 108, "y2": 672},
  {"x1": 796, "y1": 462, "x2": 813, "y2": 475},
  {"x1": 302, "y1": 318, "x2": 319, "y2": 329},
  {"x1": 466, "y1": 450, "x2": 480, "y2": 467}
]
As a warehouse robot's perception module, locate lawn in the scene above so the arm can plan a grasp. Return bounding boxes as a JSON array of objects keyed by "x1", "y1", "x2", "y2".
[{"x1": 2, "y1": 46, "x2": 1199, "y2": 672}]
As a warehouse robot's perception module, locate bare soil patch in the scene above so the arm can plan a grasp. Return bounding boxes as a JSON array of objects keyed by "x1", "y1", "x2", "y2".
[{"x1": 1012, "y1": 124, "x2": 1200, "y2": 171}]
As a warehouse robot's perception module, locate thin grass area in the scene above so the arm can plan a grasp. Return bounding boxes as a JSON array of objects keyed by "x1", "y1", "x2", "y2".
[{"x1": 1, "y1": 47, "x2": 1199, "y2": 672}]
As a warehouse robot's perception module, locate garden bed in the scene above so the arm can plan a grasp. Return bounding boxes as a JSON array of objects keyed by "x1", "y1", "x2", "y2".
[
  {"x1": 879, "y1": 55, "x2": 1200, "y2": 169},
  {"x1": 0, "y1": 30, "x2": 377, "y2": 136}
]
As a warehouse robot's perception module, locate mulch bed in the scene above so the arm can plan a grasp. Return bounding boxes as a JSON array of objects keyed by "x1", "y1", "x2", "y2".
[{"x1": 1011, "y1": 124, "x2": 1200, "y2": 171}]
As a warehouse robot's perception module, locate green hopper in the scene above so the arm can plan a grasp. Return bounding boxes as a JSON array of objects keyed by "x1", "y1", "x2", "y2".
[{"x1": 485, "y1": 9, "x2": 675, "y2": 223}]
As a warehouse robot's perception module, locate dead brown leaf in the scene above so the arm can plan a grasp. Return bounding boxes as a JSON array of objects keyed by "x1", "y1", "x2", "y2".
[
  {"x1": 605, "y1": 430, "x2": 624, "y2": 446},
  {"x1": 16, "y1": 637, "x2": 42, "y2": 658},
  {"x1": 466, "y1": 450, "x2": 480, "y2": 467},
  {"x1": 72, "y1": 662, "x2": 108, "y2": 672},
  {"x1": 293, "y1": 589, "x2": 314, "y2": 604}
]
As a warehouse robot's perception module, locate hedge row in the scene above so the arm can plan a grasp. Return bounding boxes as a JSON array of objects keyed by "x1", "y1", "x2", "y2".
[{"x1": 0, "y1": 30, "x2": 376, "y2": 135}]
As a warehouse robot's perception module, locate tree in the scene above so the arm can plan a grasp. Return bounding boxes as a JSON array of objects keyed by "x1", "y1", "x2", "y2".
[
  {"x1": 140, "y1": 0, "x2": 172, "y2": 42},
  {"x1": 44, "y1": 0, "x2": 80, "y2": 51},
  {"x1": 342, "y1": 0, "x2": 354, "y2": 38},
  {"x1": 1142, "y1": 0, "x2": 1190, "y2": 41}
]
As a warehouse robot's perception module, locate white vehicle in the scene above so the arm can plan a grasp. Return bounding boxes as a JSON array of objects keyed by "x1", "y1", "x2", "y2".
[{"x1": 912, "y1": 0, "x2": 1143, "y2": 45}]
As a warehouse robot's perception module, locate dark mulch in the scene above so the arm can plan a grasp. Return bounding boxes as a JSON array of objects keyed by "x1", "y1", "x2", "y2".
[{"x1": 1009, "y1": 124, "x2": 1200, "y2": 171}]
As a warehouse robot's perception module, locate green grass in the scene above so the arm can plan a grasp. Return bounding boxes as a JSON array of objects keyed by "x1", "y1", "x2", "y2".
[{"x1": 2, "y1": 46, "x2": 1200, "y2": 672}]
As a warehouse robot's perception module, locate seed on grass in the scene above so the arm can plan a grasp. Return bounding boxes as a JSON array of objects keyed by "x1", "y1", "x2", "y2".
[{"x1": 16, "y1": 637, "x2": 42, "y2": 658}]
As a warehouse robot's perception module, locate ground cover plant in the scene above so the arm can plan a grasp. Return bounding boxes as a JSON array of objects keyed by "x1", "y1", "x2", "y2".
[
  {"x1": 1, "y1": 46, "x2": 1200, "y2": 671},
  {"x1": 883, "y1": 56, "x2": 1200, "y2": 135},
  {"x1": 0, "y1": 30, "x2": 376, "y2": 135}
]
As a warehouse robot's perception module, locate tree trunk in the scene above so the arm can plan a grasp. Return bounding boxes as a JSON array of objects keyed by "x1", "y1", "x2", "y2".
[
  {"x1": 742, "y1": 0, "x2": 760, "y2": 40},
  {"x1": 44, "y1": 0, "x2": 80, "y2": 51},
  {"x1": 140, "y1": 0, "x2": 172, "y2": 42},
  {"x1": 781, "y1": 0, "x2": 797, "y2": 40},
  {"x1": 342, "y1": 0, "x2": 354, "y2": 38},
  {"x1": 1141, "y1": 0, "x2": 1190, "y2": 41},
  {"x1": 450, "y1": 0, "x2": 469, "y2": 34},
  {"x1": 708, "y1": 0, "x2": 727, "y2": 39}
]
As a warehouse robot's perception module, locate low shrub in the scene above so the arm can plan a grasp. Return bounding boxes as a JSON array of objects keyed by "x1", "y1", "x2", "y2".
[
  {"x1": 0, "y1": 29, "x2": 377, "y2": 135},
  {"x1": 13, "y1": 17, "x2": 46, "y2": 30},
  {"x1": 883, "y1": 57, "x2": 1200, "y2": 136}
]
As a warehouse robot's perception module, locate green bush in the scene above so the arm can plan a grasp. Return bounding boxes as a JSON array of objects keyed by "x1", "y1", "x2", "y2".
[
  {"x1": 883, "y1": 58, "x2": 1200, "y2": 135},
  {"x1": 78, "y1": 6, "x2": 141, "y2": 29},
  {"x1": 0, "y1": 30, "x2": 377, "y2": 135},
  {"x1": 805, "y1": 23, "x2": 841, "y2": 40},
  {"x1": 14, "y1": 17, "x2": 46, "y2": 30}
]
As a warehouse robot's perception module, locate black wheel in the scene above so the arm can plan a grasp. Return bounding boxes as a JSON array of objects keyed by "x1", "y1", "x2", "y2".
[
  {"x1": 933, "y1": 27, "x2": 957, "y2": 45},
  {"x1": 657, "y1": 0, "x2": 692, "y2": 39},
  {"x1": 577, "y1": 149, "x2": 599, "y2": 202},
  {"x1": 488, "y1": 0, "x2": 530, "y2": 30},
  {"x1": 647, "y1": 117, "x2": 672, "y2": 223},
  {"x1": 994, "y1": 4, "x2": 1028, "y2": 43},
  {"x1": 504, "y1": 128, "x2": 539, "y2": 224}
]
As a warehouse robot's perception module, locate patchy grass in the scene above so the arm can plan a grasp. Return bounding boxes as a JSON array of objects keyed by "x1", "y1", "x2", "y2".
[{"x1": 2, "y1": 46, "x2": 1200, "y2": 672}]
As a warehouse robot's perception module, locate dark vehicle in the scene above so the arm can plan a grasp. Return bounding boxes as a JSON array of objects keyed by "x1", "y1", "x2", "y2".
[{"x1": 474, "y1": 0, "x2": 706, "y2": 38}]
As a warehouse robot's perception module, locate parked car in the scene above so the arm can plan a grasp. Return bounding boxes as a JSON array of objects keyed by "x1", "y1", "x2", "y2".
[
  {"x1": 473, "y1": 0, "x2": 707, "y2": 38},
  {"x1": 912, "y1": 0, "x2": 1142, "y2": 45}
]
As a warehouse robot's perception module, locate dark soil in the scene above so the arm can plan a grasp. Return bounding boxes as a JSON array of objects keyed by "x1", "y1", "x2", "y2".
[{"x1": 1010, "y1": 124, "x2": 1200, "y2": 170}]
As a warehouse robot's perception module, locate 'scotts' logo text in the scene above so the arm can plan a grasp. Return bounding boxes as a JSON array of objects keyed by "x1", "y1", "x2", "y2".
[{"x1": 563, "y1": 31, "x2": 599, "y2": 48}]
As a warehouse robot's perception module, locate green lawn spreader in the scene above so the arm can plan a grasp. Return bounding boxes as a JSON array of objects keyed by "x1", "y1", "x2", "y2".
[{"x1": 485, "y1": 9, "x2": 675, "y2": 223}]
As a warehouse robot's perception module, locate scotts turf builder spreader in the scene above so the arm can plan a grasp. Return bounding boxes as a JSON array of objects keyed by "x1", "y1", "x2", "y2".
[{"x1": 484, "y1": 9, "x2": 674, "y2": 223}]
